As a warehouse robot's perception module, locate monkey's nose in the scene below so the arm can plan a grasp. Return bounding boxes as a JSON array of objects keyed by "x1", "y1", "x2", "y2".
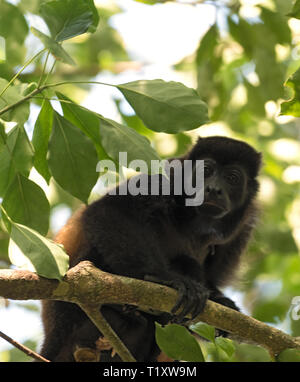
[{"x1": 205, "y1": 185, "x2": 222, "y2": 196}]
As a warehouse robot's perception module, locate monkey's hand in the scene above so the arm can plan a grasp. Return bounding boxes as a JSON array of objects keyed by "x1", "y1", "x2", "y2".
[
  {"x1": 145, "y1": 275, "x2": 209, "y2": 324},
  {"x1": 209, "y1": 288, "x2": 240, "y2": 311}
]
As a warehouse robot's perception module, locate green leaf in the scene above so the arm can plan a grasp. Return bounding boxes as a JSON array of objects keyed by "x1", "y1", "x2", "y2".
[
  {"x1": 31, "y1": 27, "x2": 75, "y2": 66},
  {"x1": 155, "y1": 323, "x2": 204, "y2": 362},
  {"x1": 0, "y1": 1, "x2": 28, "y2": 43},
  {"x1": 0, "y1": 120, "x2": 5, "y2": 144},
  {"x1": 0, "y1": 125, "x2": 33, "y2": 196},
  {"x1": 5, "y1": 39, "x2": 26, "y2": 66},
  {"x1": 280, "y1": 68, "x2": 300, "y2": 117},
  {"x1": 86, "y1": 0, "x2": 100, "y2": 33},
  {"x1": 98, "y1": 115, "x2": 161, "y2": 172},
  {"x1": 56, "y1": 92, "x2": 108, "y2": 160},
  {"x1": 277, "y1": 348, "x2": 300, "y2": 362},
  {"x1": 32, "y1": 100, "x2": 53, "y2": 183},
  {"x1": 259, "y1": 6, "x2": 291, "y2": 45},
  {"x1": 116, "y1": 79, "x2": 209, "y2": 133},
  {"x1": 190, "y1": 322, "x2": 215, "y2": 342},
  {"x1": 0, "y1": 78, "x2": 30, "y2": 124},
  {"x1": 228, "y1": 17, "x2": 254, "y2": 57},
  {"x1": 48, "y1": 112, "x2": 98, "y2": 202},
  {"x1": 8, "y1": 221, "x2": 69, "y2": 280},
  {"x1": 2, "y1": 174, "x2": 50, "y2": 236},
  {"x1": 244, "y1": 79, "x2": 266, "y2": 117},
  {"x1": 196, "y1": 24, "x2": 218, "y2": 65},
  {"x1": 114, "y1": 98, "x2": 154, "y2": 140},
  {"x1": 215, "y1": 337, "x2": 236, "y2": 358},
  {"x1": 287, "y1": 0, "x2": 300, "y2": 19},
  {"x1": 39, "y1": 0, "x2": 95, "y2": 42},
  {"x1": 23, "y1": 82, "x2": 38, "y2": 96}
]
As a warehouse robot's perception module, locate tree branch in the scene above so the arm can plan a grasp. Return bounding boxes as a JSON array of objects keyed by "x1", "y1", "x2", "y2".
[
  {"x1": 0, "y1": 261, "x2": 299, "y2": 360},
  {"x1": 0, "y1": 330, "x2": 49, "y2": 362},
  {"x1": 79, "y1": 303, "x2": 136, "y2": 362}
]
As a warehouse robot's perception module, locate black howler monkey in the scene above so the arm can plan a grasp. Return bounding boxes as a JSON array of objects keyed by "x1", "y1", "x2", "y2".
[{"x1": 39, "y1": 136, "x2": 261, "y2": 362}]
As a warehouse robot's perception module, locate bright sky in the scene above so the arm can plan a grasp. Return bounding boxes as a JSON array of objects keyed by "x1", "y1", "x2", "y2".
[
  {"x1": 112, "y1": 0, "x2": 216, "y2": 65},
  {"x1": 0, "y1": 0, "x2": 216, "y2": 355},
  {"x1": 84, "y1": 0, "x2": 216, "y2": 120}
]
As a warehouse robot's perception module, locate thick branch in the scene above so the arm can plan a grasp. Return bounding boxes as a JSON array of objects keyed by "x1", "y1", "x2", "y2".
[{"x1": 0, "y1": 261, "x2": 299, "y2": 358}]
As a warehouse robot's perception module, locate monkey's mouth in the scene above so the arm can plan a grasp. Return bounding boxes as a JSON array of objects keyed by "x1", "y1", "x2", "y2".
[{"x1": 200, "y1": 201, "x2": 228, "y2": 217}]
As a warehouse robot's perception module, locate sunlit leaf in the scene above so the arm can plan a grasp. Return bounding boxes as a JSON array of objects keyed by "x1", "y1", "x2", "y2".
[
  {"x1": 8, "y1": 222, "x2": 69, "y2": 280},
  {"x1": 116, "y1": 79, "x2": 209, "y2": 133},
  {"x1": 215, "y1": 337, "x2": 236, "y2": 358},
  {"x1": 155, "y1": 323, "x2": 204, "y2": 362},
  {"x1": 190, "y1": 322, "x2": 215, "y2": 342},
  {"x1": 31, "y1": 27, "x2": 75, "y2": 65},
  {"x1": 280, "y1": 68, "x2": 300, "y2": 116},
  {"x1": 0, "y1": 78, "x2": 30, "y2": 124}
]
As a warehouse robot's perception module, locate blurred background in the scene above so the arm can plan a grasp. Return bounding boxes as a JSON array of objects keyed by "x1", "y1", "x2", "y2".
[{"x1": 0, "y1": 0, "x2": 300, "y2": 361}]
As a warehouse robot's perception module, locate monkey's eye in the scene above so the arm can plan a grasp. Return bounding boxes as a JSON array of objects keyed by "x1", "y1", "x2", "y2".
[
  {"x1": 224, "y1": 170, "x2": 242, "y2": 185},
  {"x1": 204, "y1": 163, "x2": 214, "y2": 177}
]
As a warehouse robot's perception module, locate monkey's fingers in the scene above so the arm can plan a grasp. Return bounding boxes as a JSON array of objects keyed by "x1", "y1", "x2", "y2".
[
  {"x1": 170, "y1": 279, "x2": 193, "y2": 323},
  {"x1": 190, "y1": 286, "x2": 209, "y2": 319},
  {"x1": 172, "y1": 281, "x2": 209, "y2": 323},
  {"x1": 144, "y1": 275, "x2": 208, "y2": 324},
  {"x1": 144, "y1": 276, "x2": 190, "y2": 323}
]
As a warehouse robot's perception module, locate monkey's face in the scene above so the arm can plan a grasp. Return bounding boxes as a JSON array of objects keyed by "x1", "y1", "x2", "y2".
[{"x1": 198, "y1": 158, "x2": 248, "y2": 219}]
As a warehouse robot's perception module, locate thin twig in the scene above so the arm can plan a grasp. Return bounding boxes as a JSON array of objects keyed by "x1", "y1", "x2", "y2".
[
  {"x1": 0, "y1": 79, "x2": 114, "y2": 117},
  {"x1": 0, "y1": 330, "x2": 50, "y2": 362},
  {"x1": 0, "y1": 86, "x2": 47, "y2": 116}
]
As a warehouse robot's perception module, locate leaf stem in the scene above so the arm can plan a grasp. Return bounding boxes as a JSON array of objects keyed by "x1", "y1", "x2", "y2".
[
  {"x1": 0, "y1": 48, "x2": 47, "y2": 99},
  {"x1": 0, "y1": 87, "x2": 47, "y2": 116},
  {"x1": 0, "y1": 204, "x2": 10, "y2": 222},
  {"x1": 42, "y1": 59, "x2": 57, "y2": 87},
  {"x1": 0, "y1": 80, "x2": 115, "y2": 117},
  {"x1": 37, "y1": 50, "x2": 51, "y2": 89},
  {"x1": 44, "y1": 80, "x2": 116, "y2": 89}
]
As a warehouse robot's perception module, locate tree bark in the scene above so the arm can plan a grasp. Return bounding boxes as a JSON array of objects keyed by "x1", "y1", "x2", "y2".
[{"x1": 0, "y1": 261, "x2": 299, "y2": 359}]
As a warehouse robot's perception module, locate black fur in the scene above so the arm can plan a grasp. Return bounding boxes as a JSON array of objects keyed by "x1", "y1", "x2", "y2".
[{"x1": 39, "y1": 136, "x2": 261, "y2": 362}]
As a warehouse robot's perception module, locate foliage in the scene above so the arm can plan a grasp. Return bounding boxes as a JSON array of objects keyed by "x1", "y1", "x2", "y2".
[
  {"x1": 155, "y1": 323, "x2": 204, "y2": 362},
  {"x1": 0, "y1": 0, "x2": 299, "y2": 362}
]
